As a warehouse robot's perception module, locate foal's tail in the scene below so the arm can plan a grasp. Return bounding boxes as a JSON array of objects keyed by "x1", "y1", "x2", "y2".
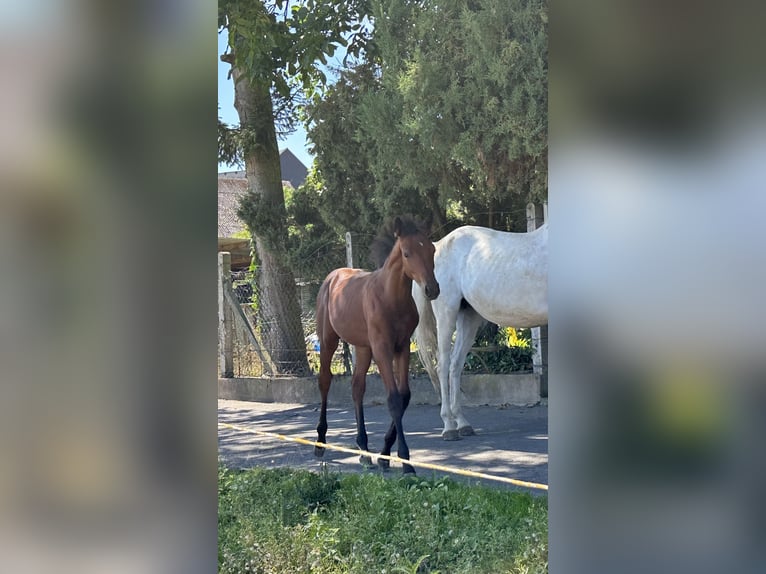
[{"x1": 412, "y1": 282, "x2": 440, "y2": 397}]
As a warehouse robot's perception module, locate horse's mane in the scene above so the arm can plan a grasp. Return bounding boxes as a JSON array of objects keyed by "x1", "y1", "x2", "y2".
[{"x1": 369, "y1": 215, "x2": 428, "y2": 269}]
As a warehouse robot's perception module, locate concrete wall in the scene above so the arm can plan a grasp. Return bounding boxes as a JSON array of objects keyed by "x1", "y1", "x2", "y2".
[{"x1": 218, "y1": 373, "x2": 541, "y2": 407}]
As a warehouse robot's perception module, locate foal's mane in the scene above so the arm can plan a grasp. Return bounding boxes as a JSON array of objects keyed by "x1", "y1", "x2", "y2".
[{"x1": 369, "y1": 215, "x2": 428, "y2": 269}]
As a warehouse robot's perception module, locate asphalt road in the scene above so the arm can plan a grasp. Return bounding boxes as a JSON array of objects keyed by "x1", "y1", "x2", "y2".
[{"x1": 218, "y1": 399, "x2": 547, "y2": 492}]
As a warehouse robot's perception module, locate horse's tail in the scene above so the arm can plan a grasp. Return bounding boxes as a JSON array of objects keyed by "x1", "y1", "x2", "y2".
[{"x1": 412, "y1": 282, "x2": 440, "y2": 397}]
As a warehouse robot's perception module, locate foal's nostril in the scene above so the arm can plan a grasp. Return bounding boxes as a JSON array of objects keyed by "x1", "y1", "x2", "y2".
[{"x1": 426, "y1": 282, "x2": 440, "y2": 300}]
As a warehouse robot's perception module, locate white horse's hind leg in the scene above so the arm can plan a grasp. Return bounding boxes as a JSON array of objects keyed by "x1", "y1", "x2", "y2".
[
  {"x1": 435, "y1": 303, "x2": 460, "y2": 439},
  {"x1": 449, "y1": 307, "x2": 485, "y2": 436}
]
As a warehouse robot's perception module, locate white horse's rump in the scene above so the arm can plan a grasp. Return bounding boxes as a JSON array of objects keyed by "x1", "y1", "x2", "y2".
[{"x1": 413, "y1": 224, "x2": 548, "y2": 439}]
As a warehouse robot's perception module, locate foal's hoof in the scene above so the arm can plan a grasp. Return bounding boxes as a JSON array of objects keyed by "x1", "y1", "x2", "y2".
[
  {"x1": 378, "y1": 457, "x2": 391, "y2": 471},
  {"x1": 458, "y1": 425, "x2": 476, "y2": 437},
  {"x1": 402, "y1": 465, "x2": 417, "y2": 476},
  {"x1": 359, "y1": 454, "x2": 374, "y2": 468},
  {"x1": 442, "y1": 430, "x2": 461, "y2": 441},
  {"x1": 314, "y1": 446, "x2": 325, "y2": 458}
]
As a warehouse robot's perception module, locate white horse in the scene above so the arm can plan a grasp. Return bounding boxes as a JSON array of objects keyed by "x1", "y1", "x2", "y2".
[{"x1": 413, "y1": 224, "x2": 548, "y2": 440}]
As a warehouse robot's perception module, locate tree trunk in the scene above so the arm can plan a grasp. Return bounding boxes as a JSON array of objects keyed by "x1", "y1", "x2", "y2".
[
  {"x1": 424, "y1": 187, "x2": 447, "y2": 237},
  {"x1": 229, "y1": 63, "x2": 309, "y2": 375}
]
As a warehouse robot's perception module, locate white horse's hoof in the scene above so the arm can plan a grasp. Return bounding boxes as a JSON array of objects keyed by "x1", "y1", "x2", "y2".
[
  {"x1": 442, "y1": 430, "x2": 461, "y2": 441},
  {"x1": 458, "y1": 426, "x2": 475, "y2": 436}
]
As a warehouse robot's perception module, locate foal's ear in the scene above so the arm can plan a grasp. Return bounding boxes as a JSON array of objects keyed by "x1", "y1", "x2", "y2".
[{"x1": 393, "y1": 216, "x2": 403, "y2": 238}]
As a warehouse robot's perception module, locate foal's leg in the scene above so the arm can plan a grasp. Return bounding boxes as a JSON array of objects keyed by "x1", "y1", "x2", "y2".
[
  {"x1": 395, "y1": 348, "x2": 414, "y2": 474},
  {"x1": 379, "y1": 348, "x2": 415, "y2": 474},
  {"x1": 315, "y1": 332, "x2": 340, "y2": 458},
  {"x1": 449, "y1": 307, "x2": 486, "y2": 436},
  {"x1": 351, "y1": 346, "x2": 374, "y2": 467}
]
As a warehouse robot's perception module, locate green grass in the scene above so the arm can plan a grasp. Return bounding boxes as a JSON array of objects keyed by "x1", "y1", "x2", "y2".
[{"x1": 219, "y1": 466, "x2": 547, "y2": 574}]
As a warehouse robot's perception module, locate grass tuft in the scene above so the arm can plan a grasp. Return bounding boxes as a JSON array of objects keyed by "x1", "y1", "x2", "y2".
[{"x1": 219, "y1": 466, "x2": 547, "y2": 573}]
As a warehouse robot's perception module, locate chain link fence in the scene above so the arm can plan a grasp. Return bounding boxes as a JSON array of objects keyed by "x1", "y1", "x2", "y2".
[
  {"x1": 222, "y1": 269, "x2": 355, "y2": 377},
  {"x1": 220, "y1": 271, "x2": 535, "y2": 379},
  {"x1": 219, "y1": 208, "x2": 544, "y2": 379}
]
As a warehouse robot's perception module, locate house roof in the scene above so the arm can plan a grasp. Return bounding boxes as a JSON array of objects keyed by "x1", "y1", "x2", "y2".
[
  {"x1": 219, "y1": 149, "x2": 307, "y2": 185},
  {"x1": 279, "y1": 148, "x2": 308, "y2": 188},
  {"x1": 218, "y1": 175, "x2": 295, "y2": 239},
  {"x1": 218, "y1": 145, "x2": 307, "y2": 238},
  {"x1": 218, "y1": 177, "x2": 249, "y2": 239}
]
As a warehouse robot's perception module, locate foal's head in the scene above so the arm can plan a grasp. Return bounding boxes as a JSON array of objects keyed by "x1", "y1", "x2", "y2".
[{"x1": 372, "y1": 215, "x2": 440, "y2": 300}]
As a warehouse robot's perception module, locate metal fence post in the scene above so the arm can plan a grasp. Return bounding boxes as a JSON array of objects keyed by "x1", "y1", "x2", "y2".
[
  {"x1": 345, "y1": 232, "x2": 353, "y2": 269},
  {"x1": 345, "y1": 231, "x2": 356, "y2": 370},
  {"x1": 526, "y1": 203, "x2": 548, "y2": 397},
  {"x1": 218, "y1": 252, "x2": 234, "y2": 377}
]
